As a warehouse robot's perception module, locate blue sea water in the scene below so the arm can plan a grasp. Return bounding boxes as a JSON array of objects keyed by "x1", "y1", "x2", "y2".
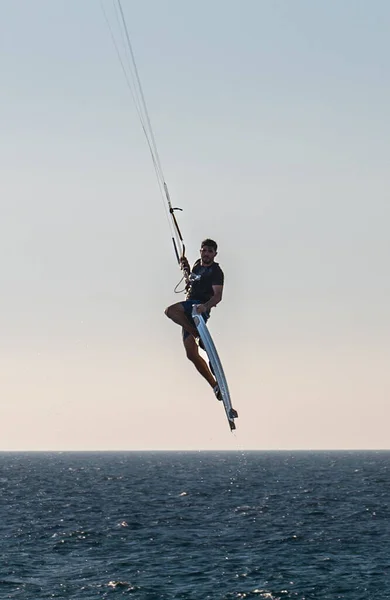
[{"x1": 0, "y1": 451, "x2": 389, "y2": 599}]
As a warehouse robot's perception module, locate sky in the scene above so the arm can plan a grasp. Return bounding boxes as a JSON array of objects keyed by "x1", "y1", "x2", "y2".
[{"x1": 1, "y1": 0, "x2": 389, "y2": 450}]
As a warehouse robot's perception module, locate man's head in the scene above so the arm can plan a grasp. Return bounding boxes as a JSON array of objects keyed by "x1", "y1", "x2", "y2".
[{"x1": 200, "y1": 238, "x2": 218, "y2": 265}]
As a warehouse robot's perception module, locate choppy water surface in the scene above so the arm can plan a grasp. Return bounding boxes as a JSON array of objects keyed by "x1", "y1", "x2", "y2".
[{"x1": 0, "y1": 451, "x2": 389, "y2": 599}]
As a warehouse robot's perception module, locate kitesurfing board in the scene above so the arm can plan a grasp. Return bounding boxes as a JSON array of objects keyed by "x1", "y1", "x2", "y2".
[{"x1": 192, "y1": 305, "x2": 238, "y2": 431}]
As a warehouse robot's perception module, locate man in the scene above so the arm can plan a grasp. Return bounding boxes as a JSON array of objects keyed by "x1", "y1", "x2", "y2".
[{"x1": 165, "y1": 239, "x2": 224, "y2": 399}]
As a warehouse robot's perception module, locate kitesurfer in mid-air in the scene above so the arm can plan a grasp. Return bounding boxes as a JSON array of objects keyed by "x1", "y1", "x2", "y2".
[{"x1": 165, "y1": 239, "x2": 224, "y2": 399}]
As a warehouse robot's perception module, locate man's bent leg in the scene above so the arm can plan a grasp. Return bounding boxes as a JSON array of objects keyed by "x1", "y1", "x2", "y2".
[
  {"x1": 165, "y1": 302, "x2": 198, "y2": 338},
  {"x1": 184, "y1": 335, "x2": 216, "y2": 388}
]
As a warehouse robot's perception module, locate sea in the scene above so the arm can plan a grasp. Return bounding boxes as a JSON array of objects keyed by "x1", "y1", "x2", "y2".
[{"x1": 0, "y1": 451, "x2": 389, "y2": 600}]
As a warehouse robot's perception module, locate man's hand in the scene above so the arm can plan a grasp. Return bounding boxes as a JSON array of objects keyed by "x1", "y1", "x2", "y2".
[
  {"x1": 180, "y1": 257, "x2": 190, "y2": 272},
  {"x1": 196, "y1": 304, "x2": 208, "y2": 314}
]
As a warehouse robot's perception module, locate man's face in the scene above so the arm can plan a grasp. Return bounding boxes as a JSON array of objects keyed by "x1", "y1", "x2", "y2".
[{"x1": 200, "y1": 245, "x2": 217, "y2": 265}]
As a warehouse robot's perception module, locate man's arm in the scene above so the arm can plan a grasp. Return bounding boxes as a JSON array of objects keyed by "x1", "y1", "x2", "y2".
[{"x1": 197, "y1": 284, "x2": 223, "y2": 313}]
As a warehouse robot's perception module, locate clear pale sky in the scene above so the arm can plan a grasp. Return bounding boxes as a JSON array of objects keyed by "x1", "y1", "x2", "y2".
[{"x1": 1, "y1": 1, "x2": 389, "y2": 450}]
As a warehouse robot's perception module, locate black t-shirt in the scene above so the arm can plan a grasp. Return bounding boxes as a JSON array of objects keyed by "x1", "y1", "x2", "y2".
[{"x1": 187, "y1": 260, "x2": 224, "y2": 303}]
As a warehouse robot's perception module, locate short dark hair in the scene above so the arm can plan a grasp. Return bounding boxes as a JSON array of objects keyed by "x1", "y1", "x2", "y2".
[{"x1": 201, "y1": 238, "x2": 218, "y2": 251}]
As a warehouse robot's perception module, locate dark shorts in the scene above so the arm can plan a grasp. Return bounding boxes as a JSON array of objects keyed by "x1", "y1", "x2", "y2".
[{"x1": 181, "y1": 300, "x2": 210, "y2": 341}]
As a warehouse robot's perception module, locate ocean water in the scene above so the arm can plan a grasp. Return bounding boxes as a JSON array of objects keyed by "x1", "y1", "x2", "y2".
[{"x1": 0, "y1": 451, "x2": 389, "y2": 599}]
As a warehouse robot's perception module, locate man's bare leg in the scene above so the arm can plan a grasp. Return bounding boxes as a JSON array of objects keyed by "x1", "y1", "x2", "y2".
[
  {"x1": 165, "y1": 302, "x2": 198, "y2": 338},
  {"x1": 183, "y1": 335, "x2": 216, "y2": 388}
]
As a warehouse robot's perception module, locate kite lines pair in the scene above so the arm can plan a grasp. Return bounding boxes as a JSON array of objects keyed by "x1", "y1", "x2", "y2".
[{"x1": 102, "y1": 1, "x2": 238, "y2": 431}]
